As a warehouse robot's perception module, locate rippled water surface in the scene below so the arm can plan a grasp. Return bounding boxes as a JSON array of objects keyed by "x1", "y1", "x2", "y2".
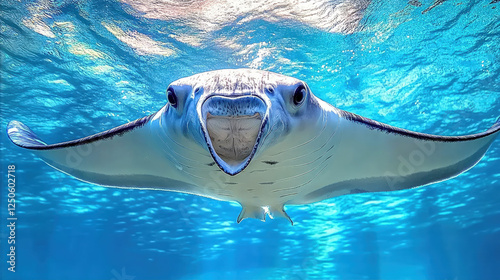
[{"x1": 1, "y1": 0, "x2": 499, "y2": 279}]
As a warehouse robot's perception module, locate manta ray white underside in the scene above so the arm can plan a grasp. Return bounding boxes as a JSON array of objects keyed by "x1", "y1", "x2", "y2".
[{"x1": 7, "y1": 69, "x2": 500, "y2": 224}]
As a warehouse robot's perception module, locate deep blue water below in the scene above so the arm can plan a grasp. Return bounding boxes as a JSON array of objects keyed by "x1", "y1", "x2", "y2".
[{"x1": 1, "y1": 0, "x2": 500, "y2": 279}]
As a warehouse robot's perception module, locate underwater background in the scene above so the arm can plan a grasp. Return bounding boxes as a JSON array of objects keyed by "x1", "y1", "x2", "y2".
[{"x1": 1, "y1": 0, "x2": 499, "y2": 279}]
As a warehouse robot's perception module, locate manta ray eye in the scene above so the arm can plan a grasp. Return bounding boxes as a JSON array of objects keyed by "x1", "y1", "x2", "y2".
[
  {"x1": 167, "y1": 88, "x2": 177, "y2": 108},
  {"x1": 293, "y1": 85, "x2": 306, "y2": 106}
]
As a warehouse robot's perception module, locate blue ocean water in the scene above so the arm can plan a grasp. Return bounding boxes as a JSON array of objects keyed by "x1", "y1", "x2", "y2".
[{"x1": 1, "y1": 0, "x2": 499, "y2": 279}]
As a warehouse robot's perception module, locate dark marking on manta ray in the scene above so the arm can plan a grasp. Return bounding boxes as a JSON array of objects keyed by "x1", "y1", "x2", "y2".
[
  {"x1": 280, "y1": 192, "x2": 298, "y2": 198},
  {"x1": 218, "y1": 193, "x2": 232, "y2": 197},
  {"x1": 249, "y1": 169, "x2": 267, "y2": 174},
  {"x1": 225, "y1": 182, "x2": 238, "y2": 185},
  {"x1": 262, "y1": 160, "x2": 279, "y2": 165},
  {"x1": 259, "y1": 182, "x2": 274, "y2": 185},
  {"x1": 207, "y1": 162, "x2": 216, "y2": 166}
]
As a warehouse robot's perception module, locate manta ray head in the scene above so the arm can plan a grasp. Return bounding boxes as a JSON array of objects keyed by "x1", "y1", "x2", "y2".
[{"x1": 165, "y1": 69, "x2": 317, "y2": 176}]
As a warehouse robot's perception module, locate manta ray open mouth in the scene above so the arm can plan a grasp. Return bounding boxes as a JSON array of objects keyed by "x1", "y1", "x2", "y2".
[
  {"x1": 200, "y1": 95, "x2": 268, "y2": 175},
  {"x1": 206, "y1": 112, "x2": 262, "y2": 164}
]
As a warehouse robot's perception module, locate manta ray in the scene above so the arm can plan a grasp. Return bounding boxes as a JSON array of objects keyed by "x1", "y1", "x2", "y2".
[{"x1": 7, "y1": 69, "x2": 500, "y2": 224}]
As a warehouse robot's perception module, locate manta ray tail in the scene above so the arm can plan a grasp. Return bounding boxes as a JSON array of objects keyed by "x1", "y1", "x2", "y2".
[
  {"x1": 237, "y1": 204, "x2": 294, "y2": 225},
  {"x1": 268, "y1": 205, "x2": 293, "y2": 225},
  {"x1": 237, "y1": 205, "x2": 267, "y2": 223}
]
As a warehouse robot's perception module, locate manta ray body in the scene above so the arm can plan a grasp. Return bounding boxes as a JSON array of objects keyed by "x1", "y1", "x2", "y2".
[{"x1": 8, "y1": 69, "x2": 500, "y2": 224}]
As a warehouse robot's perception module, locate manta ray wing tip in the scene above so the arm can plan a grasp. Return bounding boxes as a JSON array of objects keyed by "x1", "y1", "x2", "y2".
[{"x1": 7, "y1": 120, "x2": 47, "y2": 149}]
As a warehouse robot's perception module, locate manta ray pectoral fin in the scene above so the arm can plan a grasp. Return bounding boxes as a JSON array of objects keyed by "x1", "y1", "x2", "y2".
[
  {"x1": 6, "y1": 118, "x2": 199, "y2": 195},
  {"x1": 292, "y1": 110, "x2": 500, "y2": 205}
]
